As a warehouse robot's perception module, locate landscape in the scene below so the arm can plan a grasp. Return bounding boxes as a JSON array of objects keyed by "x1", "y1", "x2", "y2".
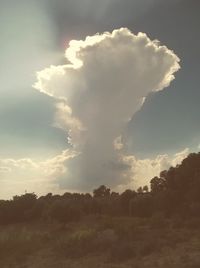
[
  {"x1": 0, "y1": 0, "x2": 200, "y2": 267},
  {"x1": 1, "y1": 152, "x2": 200, "y2": 267}
]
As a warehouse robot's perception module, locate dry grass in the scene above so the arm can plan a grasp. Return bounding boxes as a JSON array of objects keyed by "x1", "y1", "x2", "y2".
[{"x1": 0, "y1": 217, "x2": 200, "y2": 268}]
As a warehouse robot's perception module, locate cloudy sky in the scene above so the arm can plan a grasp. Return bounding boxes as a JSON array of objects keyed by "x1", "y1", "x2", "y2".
[{"x1": 0, "y1": 0, "x2": 199, "y2": 199}]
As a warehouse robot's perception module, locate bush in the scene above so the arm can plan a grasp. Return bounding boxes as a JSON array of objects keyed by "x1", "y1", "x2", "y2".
[
  {"x1": 109, "y1": 241, "x2": 135, "y2": 262},
  {"x1": 48, "y1": 200, "x2": 81, "y2": 224},
  {"x1": 150, "y1": 213, "x2": 168, "y2": 229},
  {"x1": 171, "y1": 215, "x2": 185, "y2": 229},
  {"x1": 0, "y1": 229, "x2": 43, "y2": 265},
  {"x1": 139, "y1": 240, "x2": 159, "y2": 256},
  {"x1": 56, "y1": 228, "x2": 97, "y2": 258},
  {"x1": 185, "y1": 218, "x2": 200, "y2": 229},
  {"x1": 94, "y1": 229, "x2": 117, "y2": 250}
]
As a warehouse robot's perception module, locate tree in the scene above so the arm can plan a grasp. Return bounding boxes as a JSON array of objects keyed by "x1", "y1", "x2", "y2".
[
  {"x1": 48, "y1": 200, "x2": 81, "y2": 224},
  {"x1": 93, "y1": 185, "x2": 111, "y2": 198},
  {"x1": 130, "y1": 194, "x2": 153, "y2": 217},
  {"x1": 150, "y1": 176, "x2": 166, "y2": 193},
  {"x1": 120, "y1": 189, "x2": 136, "y2": 215},
  {"x1": 143, "y1": 185, "x2": 149, "y2": 193},
  {"x1": 137, "y1": 187, "x2": 143, "y2": 194}
]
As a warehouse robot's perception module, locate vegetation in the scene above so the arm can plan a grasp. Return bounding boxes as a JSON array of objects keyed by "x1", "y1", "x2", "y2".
[{"x1": 1, "y1": 152, "x2": 200, "y2": 267}]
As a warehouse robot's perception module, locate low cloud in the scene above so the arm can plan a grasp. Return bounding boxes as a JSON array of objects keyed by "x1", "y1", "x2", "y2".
[
  {"x1": 120, "y1": 148, "x2": 190, "y2": 191},
  {"x1": 0, "y1": 150, "x2": 76, "y2": 199},
  {"x1": 34, "y1": 28, "x2": 180, "y2": 191},
  {"x1": 0, "y1": 148, "x2": 189, "y2": 199}
]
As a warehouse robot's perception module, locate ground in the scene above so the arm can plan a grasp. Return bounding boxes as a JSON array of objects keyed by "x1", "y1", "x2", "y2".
[{"x1": 1, "y1": 216, "x2": 200, "y2": 268}]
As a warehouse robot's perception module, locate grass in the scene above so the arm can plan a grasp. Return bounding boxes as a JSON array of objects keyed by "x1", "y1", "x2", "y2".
[{"x1": 0, "y1": 216, "x2": 200, "y2": 267}]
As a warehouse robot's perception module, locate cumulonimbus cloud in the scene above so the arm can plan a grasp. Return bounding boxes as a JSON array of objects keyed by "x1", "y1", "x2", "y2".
[{"x1": 34, "y1": 28, "x2": 180, "y2": 190}]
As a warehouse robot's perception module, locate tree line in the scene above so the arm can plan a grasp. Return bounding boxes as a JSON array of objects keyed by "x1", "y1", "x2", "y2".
[{"x1": 1, "y1": 152, "x2": 200, "y2": 224}]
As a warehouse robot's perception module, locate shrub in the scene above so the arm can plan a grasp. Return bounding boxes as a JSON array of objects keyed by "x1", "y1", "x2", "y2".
[
  {"x1": 56, "y1": 228, "x2": 97, "y2": 258},
  {"x1": 185, "y1": 218, "x2": 200, "y2": 229},
  {"x1": 139, "y1": 239, "x2": 161, "y2": 256},
  {"x1": 94, "y1": 229, "x2": 117, "y2": 250},
  {"x1": 150, "y1": 213, "x2": 167, "y2": 229},
  {"x1": 109, "y1": 241, "x2": 135, "y2": 262},
  {"x1": 48, "y1": 200, "x2": 81, "y2": 224}
]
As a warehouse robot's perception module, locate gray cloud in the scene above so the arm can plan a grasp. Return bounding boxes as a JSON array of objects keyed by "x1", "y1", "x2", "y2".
[
  {"x1": 0, "y1": 91, "x2": 67, "y2": 158},
  {"x1": 0, "y1": 0, "x2": 68, "y2": 158},
  {"x1": 44, "y1": 0, "x2": 162, "y2": 47}
]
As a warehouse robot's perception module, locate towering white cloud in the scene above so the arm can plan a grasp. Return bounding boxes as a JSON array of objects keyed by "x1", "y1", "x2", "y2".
[{"x1": 34, "y1": 28, "x2": 180, "y2": 190}]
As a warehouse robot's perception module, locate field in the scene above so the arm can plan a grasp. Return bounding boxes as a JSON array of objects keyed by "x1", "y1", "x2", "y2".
[{"x1": 1, "y1": 216, "x2": 200, "y2": 268}]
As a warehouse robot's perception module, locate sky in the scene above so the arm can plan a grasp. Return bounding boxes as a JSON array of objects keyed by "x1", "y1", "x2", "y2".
[{"x1": 0, "y1": 0, "x2": 199, "y2": 199}]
